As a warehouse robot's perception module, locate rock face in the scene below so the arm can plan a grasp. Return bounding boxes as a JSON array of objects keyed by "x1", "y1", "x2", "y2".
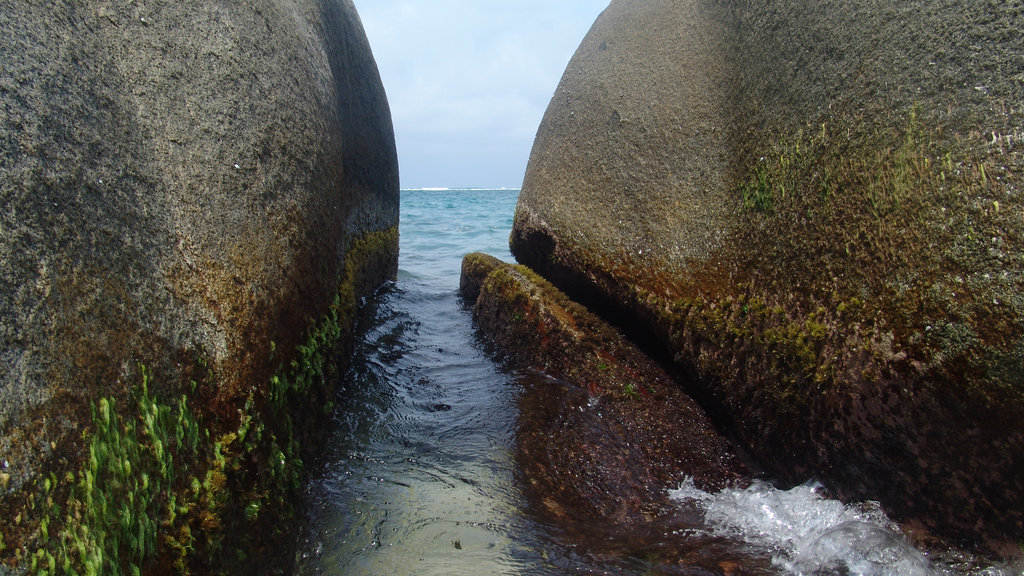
[
  {"x1": 512, "y1": 0, "x2": 1023, "y2": 551},
  {"x1": 460, "y1": 253, "x2": 746, "y2": 528},
  {"x1": 1, "y1": 0, "x2": 397, "y2": 571}
]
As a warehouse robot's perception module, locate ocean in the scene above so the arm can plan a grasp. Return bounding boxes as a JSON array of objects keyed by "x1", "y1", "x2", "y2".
[{"x1": 293, "y1": 189, "x2": 1004, "y2": 575}]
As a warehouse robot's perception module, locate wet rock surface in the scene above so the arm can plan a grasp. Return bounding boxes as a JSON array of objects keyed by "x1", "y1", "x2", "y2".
[
  {"x1": 0, "y1": 0, "x2": 397, "y2": 571},
  {"x1": 460, "y1": 253, "x2": 747, "y2": 528},
  {"x1": 511, "y1": 0, "x2": 1023, "y2": 553}
]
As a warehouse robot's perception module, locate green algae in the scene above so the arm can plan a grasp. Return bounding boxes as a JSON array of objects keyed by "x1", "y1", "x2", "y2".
[
  {"x1": 663, "y1": 109, "x2": 1020, "y2": 404},
  {"x1": 652, "y1": 110, "x2": 1022, "y2": 543},
  {"x1": 17, "y1": 226, "x2": 398, "y2": 576},
  {"x1": 462, "y1": 253, "x2": 748, "y2": 525},
  {"x1": 514, "y1": 105, "x2": 1023, "y2": 544},
  {"x1": 668, "y1": 292, "x2": 861, "y2": 419},
  {"x1": 470, "y1": 258, "x2": 667, "y2": 403},
  {"x1": 727, "y1": 109, "x2": 1020, "y2": 380},
  {"x1": 28, "y1": 367, "x2": 204, "y2": 576}
]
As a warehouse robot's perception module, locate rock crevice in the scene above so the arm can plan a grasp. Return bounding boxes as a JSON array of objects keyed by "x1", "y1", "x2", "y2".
[{"x1": 510, "y1": 0, "x2": 1023, "y2": 552}]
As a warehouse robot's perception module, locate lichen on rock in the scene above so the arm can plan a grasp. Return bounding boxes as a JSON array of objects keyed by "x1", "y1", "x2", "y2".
[
  {"x1": 510, "y1": 0, "x2": 1024, "y2": 554},
  {"x1": 460, "y1": 253, "x2": 746, "y2": 529},
  {"x1": 0, "y1": 0, "x2": 399, "y2": 572}
]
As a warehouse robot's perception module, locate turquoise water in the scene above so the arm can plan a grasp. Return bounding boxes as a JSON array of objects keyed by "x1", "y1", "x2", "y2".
[
  {"x1": 294, "y1": 189, "x2": 1012, "y2": 575},
  {"x1": 294, "y1": 189, "x2": 547, "y2": 575}
]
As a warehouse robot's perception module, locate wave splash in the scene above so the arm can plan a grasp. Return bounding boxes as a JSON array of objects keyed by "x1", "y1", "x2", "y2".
[{"x1": 669, "y1": 478, "x2": 937, "y2": 576}]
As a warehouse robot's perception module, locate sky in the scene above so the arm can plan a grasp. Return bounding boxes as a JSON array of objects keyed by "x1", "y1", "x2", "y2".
[{"x1": 354, "y1": 1, "x2": 610, "y2": 189}]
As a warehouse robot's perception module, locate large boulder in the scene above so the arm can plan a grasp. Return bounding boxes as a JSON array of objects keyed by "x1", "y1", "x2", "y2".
[
  {"x1": 0, "y1": 0, "x2": 397, "y2": 572},
  {"x1": 512, "y1": 0, "x2": 1023, "y2": 551},
  {"x1": 461, "y1": 253, "x2": 746, "y2": 553}
]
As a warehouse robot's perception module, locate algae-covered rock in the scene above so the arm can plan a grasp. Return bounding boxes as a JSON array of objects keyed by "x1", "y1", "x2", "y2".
[
  {"x1": 460, "y1": 253, "x2": 746, "y2": 527},
  {"x1": 511, "y1": 0, "x2": 1023, "y2": 550},
  {"x1": 0, "y1": 0, "x2": 397, "y2": 571}
]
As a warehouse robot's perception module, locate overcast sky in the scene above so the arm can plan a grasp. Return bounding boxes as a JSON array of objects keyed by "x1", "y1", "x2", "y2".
[{"x1": 355, "y1": 1, "x2": 609, "y2": 189}]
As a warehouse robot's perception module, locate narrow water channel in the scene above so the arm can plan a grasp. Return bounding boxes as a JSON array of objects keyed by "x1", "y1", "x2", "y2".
[
  {"x1": 293, "y1": 189, "x2": 552, "y2": 575},
  {"x1": 294, "y1": 189, "x2": 1017, "y2": 576}
]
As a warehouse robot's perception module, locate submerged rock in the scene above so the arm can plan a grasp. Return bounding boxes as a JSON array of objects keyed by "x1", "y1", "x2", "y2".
[
  {"x1": 460, "y1": 253, "x2": 746, "y2": 527},
  {"x1": 0, "y1": 0, "x2": 397, "y2": 571},
  {"x1": 511, "y1": 0, "x2": 1023, "y2": 552}
]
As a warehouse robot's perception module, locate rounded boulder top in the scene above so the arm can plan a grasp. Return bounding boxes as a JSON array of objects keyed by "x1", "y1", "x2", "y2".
[
  {"x1": 0, "y1": 0, "x2": 398, "y2": 570},
  {"x1": 513, "y1": 0, "x2": 1023, "y2": 551}
]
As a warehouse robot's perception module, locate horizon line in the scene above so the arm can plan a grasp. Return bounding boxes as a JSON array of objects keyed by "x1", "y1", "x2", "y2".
[{"x1": 401, "y1": 187, "x2": 522, "y2": 192}]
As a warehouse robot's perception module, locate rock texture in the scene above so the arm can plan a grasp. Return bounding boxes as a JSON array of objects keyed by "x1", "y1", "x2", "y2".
[
  {"x1": 0, "y1": 0, "x2": 397, "y2": 570},
  {"x1": 461, "y1": 253, "x2": 746, "y2": 527},
  {"x1": 512, "y1": 0, "x2": 1023, "y2": 551}
]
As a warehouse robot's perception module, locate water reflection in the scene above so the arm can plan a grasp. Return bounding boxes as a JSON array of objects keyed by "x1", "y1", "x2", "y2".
[
  {"x1": 294, "y1": 189, "x2": 1019, "y2": 575},
  {"x1": 294, "y1": 283, "x2": 549, "y2": 575}
]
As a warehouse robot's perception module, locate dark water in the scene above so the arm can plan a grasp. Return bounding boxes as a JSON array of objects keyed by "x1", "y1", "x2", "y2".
[{"x1": 294, "y1": 189, "x2": 1017, "y2": 576}]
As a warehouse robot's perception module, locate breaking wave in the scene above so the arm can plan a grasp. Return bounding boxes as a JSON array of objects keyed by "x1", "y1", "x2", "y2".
[{"x1": 669, "y1": 478, "x2": 937, "y2": 576}]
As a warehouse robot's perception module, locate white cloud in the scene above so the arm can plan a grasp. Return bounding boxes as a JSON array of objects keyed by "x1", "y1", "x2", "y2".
[{"x1": 355, "y1": 0, "x2": 608, "y2": 188}]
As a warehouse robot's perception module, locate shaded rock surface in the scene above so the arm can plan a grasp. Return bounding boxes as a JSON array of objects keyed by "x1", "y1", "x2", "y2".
[
  {"x1": 0, "y1": 0, "x2": 397, "y2": 570},
  {"x1": 460, "y1": 253, "x2": 746, "y2": 528},
  {"x1": 511, "y1": 0, "x2": 1023, "y2": 552}
]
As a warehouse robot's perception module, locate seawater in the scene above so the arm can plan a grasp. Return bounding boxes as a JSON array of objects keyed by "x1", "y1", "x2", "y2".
[
  {"x1": 294, "y1": 189, "x2": 1017, "y2": 576},
  {"x1": 294, "y1": 189, "x2": 545, "y2": 576}
]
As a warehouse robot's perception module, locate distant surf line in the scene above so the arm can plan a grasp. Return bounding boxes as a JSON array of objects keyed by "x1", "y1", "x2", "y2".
[{"x1": 401, "y1": 187, "x2": 521, "y2": 192}]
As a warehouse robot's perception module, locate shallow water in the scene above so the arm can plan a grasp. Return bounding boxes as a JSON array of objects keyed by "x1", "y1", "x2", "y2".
[
  {"x1": 294, "y1": 189, "x2": 1019, "y2": 576},
  {"x1": 293, "y1": 283, "x2": 532, "y2": 575},
  {"x1": 293, "y1": 189, "x2": 550, "y2": 575}
]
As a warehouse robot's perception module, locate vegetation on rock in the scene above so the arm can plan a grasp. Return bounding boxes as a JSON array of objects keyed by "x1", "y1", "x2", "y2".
[
  {"x1": 510, "y1": 0, "x2": 1023, "y2": 553},
  {"x1": 3, "y1": 227, "x2": 397, "y2": 575},
  {"x1": 461, "y1": 254, "x2": 746, "y2": 529}
]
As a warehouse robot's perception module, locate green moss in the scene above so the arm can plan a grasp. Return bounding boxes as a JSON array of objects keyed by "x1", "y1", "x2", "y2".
[
  {"x1": 726, "y1": 107, "x2": 1017, "y2": 366},
  {"x1": 622, "y1": 383, "x2": 639, "y2": 400},
  {"x1": 23, "y1": 226, "x2": 398, "y2": 575},
  {"x1": 29, "y1": 367, "x2": 201, "y2": 576},
  {"x1": 739, "y1": 160, "x2": 776, "y2": 213}
]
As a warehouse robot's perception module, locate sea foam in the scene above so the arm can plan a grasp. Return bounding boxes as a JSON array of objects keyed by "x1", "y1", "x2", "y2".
[{"x1": 669, "y1": 478, "x2": 937, "y2": 576}]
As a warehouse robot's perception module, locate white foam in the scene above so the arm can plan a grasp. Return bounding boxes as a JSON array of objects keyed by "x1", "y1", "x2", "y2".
[{"x1": 669, "y1": 478, "x2": 937, "y2": 576}]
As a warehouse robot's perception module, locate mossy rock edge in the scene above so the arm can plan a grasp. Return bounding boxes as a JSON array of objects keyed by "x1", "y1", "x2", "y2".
[
  {"x1": 461, "y1": 253, "x2": 747, "y2": 530},
  {"x1": 512, "y1": 0, "x2": 1024, "y2": 554}
]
